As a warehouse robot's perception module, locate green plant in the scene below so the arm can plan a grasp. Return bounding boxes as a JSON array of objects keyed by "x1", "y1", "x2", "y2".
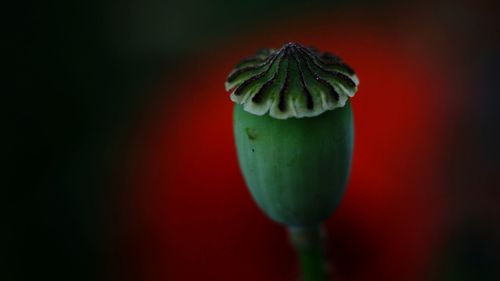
[{"x1": 226, "y1": 42, "x2": 359, "y2": 281}]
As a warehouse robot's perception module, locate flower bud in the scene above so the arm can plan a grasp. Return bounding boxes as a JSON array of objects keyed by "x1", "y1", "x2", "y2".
[{"x1": 226, "y1": 42, "x2": 359, "y2": 226}]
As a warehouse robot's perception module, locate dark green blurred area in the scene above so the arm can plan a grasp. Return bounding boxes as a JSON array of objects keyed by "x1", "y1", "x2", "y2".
[{"x1": 5, "y1": 0, "x2": 500, "y2": 280}]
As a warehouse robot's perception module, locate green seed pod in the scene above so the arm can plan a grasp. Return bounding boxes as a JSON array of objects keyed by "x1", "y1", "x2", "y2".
[{"x1": 226, "y1": 43, "x2": 359, "y2": 226}]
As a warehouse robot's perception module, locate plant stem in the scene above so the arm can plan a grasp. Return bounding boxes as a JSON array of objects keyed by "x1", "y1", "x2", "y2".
[{"x1": 288, "y1": 224, "x2": 329, "y2": 281}]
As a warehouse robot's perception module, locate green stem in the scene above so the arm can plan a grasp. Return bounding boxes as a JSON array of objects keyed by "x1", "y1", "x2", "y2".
[{"x1": 288, "y1": 224, "x2": 329, "y2": 281}]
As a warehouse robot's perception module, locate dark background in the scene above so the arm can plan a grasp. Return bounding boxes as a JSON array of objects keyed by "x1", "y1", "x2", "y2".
[{"x1": 6, "y1": 0, "x2": 500, "y2": 280}]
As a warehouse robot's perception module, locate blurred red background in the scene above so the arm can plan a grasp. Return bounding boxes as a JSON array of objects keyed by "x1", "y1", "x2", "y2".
[{"x1": 129, "y1": 16, "x2": 455, "y2": 281}]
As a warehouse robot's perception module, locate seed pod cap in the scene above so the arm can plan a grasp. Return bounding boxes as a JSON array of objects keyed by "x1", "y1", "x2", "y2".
[{"x1": 225, "y1": 43, "x2": 359, "y2": 119}]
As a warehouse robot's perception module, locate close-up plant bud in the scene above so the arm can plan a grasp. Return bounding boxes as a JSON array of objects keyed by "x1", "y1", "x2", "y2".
[{"x1": 226, "y1": 42, "x2": 359, "y2": 280}]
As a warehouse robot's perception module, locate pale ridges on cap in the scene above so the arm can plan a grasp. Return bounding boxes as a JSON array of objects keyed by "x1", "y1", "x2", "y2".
[{"x1": 225, "y1": 43, "x2": 359, "y2": 119}]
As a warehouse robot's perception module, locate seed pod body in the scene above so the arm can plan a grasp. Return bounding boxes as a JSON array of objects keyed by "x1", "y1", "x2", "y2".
[{"x1": 234, "y1": 102, "x2": 353, "y2": 226}]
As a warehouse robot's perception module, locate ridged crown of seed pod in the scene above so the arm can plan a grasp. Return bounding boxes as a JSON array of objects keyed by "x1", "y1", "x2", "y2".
[{"x1": 225, "y1": 42, "x2": 359, "y2": 119}]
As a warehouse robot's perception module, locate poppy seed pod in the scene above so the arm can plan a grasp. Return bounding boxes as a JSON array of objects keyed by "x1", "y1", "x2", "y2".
[{"x1": 226, "y1": 42, "x2": 359, "y2": 226}]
